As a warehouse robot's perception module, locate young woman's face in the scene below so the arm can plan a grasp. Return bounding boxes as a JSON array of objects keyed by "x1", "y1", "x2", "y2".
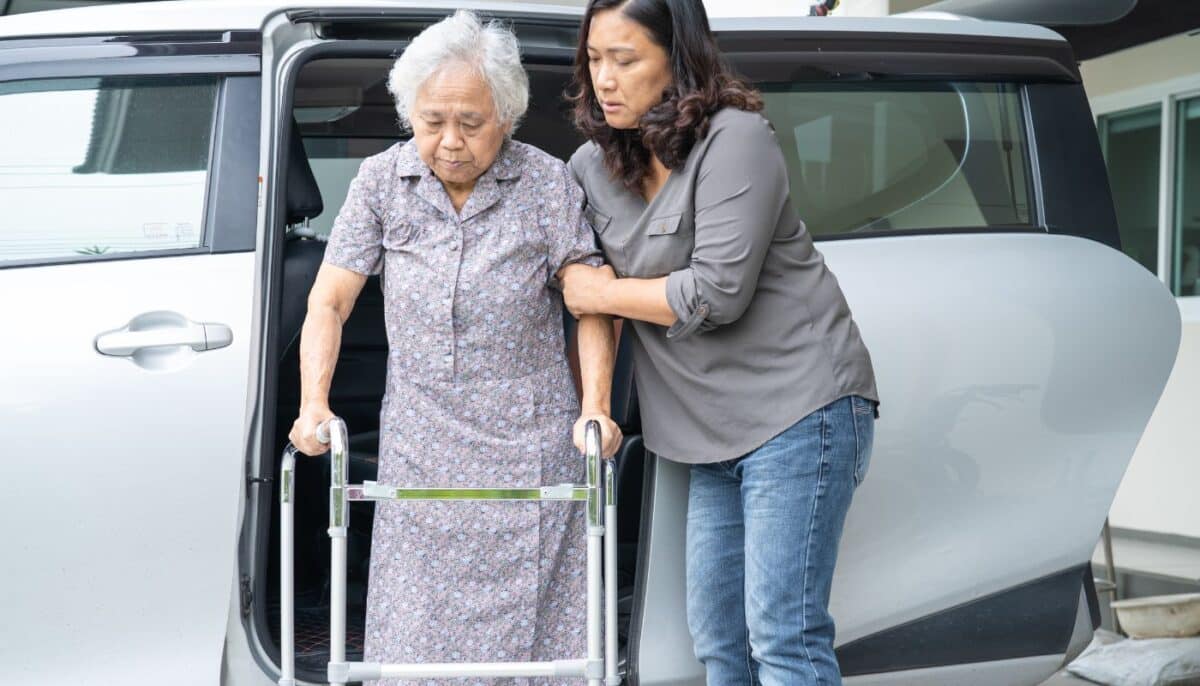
[{"x1": 586, "y1": 8, "x2": 672, "y2": 130}]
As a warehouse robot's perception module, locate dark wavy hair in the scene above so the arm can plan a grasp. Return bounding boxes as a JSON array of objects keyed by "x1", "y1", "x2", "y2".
[{"x1": 567, "y1": 0, "x2": 763, "y2": 194}]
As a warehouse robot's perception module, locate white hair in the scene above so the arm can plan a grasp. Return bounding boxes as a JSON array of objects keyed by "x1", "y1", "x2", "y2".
[{"x1": 387, "y1": 10, "x2": 530, "y2": 134}]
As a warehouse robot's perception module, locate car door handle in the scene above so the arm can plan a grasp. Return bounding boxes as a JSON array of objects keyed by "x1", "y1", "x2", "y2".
[{"x1": 95, "y1": 312, "x2": 233, "y2": 357}]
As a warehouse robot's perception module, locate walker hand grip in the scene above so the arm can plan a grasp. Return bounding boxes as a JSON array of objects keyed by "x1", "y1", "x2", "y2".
[
  {"x1": 316, "y1": 421, "x2": 331, "y2": 445},
  {"x1": 584, "y1": 420, "x2": 601, "y2": 460}
]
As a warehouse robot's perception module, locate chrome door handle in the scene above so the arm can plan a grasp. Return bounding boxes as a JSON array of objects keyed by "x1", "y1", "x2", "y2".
[{"x1": 95, "y1": 312, "x2": 233, "y2": 357}]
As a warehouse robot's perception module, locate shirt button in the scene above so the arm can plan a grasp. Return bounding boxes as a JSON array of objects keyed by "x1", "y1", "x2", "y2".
[{"x1": 449, "y1": 242, "x2": 459, "y2": 251}]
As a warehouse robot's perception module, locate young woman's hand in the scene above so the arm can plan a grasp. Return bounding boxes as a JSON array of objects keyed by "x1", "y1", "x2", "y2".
[
  {"x1": 573, "y1": 412, "x2": 623, "y2": 459},
  {"x1": 561, "y1": 263, "x2": 617, "y2": 317}
]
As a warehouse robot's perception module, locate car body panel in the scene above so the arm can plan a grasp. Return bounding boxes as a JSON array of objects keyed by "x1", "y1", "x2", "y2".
[{"x1": 0, "y1": 253, "x2": 257, "y2": 685}]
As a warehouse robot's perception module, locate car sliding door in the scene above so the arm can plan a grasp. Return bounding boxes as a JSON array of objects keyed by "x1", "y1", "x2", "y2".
[
  {"x1": 629, "y1": 34, "x2": 1180, "y2": 686},
  {"x1": 0, "y1": 35, "x2": 260, "y2": 684}
]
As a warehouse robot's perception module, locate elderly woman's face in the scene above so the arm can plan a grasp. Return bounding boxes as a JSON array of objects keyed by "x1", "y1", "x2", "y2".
[
  {"x1": 586, "y1": 8, "x2": 672, "y2": 130},
  {"x1": 411, "y1": 63, "x2": 509, "y2": 189}
]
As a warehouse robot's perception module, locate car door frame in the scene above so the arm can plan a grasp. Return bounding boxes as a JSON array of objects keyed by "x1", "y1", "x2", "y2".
[{"x1": 240, "y1": 10, "x2": 594, "y2": 683}]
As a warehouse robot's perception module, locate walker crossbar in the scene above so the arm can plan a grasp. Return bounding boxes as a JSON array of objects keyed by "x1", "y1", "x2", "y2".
[
  {"x1": 348, "y1": 482, "x2": 590, "y2": 501},
  {"x1": 327, "y1": 658, "x2": 595, "y2": 682},
  {"x1": 279, "y1": 417, "x2": 620, "y2": 686}
]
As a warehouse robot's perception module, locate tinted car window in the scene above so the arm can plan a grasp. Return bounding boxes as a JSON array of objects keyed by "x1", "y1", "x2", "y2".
[
  {"x1": 760, "y1": 82, "x2": 1033, "y2": 237},
  {"x1": 0, "y1": 75, "x2": 218, "y2": 264},
  {"x1": 1098, "y1": 105, "x2": 1161, "y2": 276}
]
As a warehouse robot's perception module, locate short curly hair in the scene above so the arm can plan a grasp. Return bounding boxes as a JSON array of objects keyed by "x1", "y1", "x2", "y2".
[{"x1": 388, "y1": 10, "x2": 530, "y2": 134}]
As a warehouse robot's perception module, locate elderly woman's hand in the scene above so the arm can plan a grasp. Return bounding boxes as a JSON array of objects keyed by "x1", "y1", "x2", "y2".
[
  {"x1": 573, "y1": 412, "x2": 623, "y2": 459},
  {"x1": 561, "y1": 263, "x2": 617, "y2": 318},
  {"x1": 290, "y1": 403, "x2": 336, "y2": 456}
]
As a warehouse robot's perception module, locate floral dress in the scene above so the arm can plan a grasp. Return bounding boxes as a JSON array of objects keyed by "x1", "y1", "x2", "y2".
[{"x1": 322, "y1": 138, "x2": 603, "y2": 685}]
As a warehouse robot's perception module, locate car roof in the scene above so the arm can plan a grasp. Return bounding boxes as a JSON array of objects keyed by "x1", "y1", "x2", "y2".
[{"x1": 0, "y1": 0, "x2": 1065, "y2": 43}]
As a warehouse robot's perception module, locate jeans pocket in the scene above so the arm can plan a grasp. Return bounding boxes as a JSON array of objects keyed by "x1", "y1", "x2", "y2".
[
  {"x1": 851, "y1": 395, "x2": 875, "y2": 416},
  {"x1": 851, "y1": 397, "x2": 875, "y2": 486}
]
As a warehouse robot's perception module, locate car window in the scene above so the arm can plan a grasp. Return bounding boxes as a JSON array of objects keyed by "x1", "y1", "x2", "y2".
[
  {"x1": 300, "y1": 136, "x2": 396, "y2": 238},
  {"x1": 759, "y1": 82, "x2": 1034, "y2": 237},
  {"x1": 1098, "y1": 105, "x2": 1161, "y2": 277},
  {"x1": 0, "y1": 75, "x2": 219, "y2": 265}
]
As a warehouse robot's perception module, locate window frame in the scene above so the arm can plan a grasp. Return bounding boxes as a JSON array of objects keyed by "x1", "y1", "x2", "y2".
[
  {"x1": 1092, "y1": 72, "x2": 1200, "y2": 321},
  {"x1": 0, "y1": 38, "x2": 260, "y2": 270}
]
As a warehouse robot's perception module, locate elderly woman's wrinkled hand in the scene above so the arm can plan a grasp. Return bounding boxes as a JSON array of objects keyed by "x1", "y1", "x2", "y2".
[
  {"x1": 289, "y1": 403, "x2": 335, "y2": 457},
  {"x1": 573, "y1": 412, "x2": 623, "y2": 459},
  {"x1": 561, "y1": 263, "x2": 617, "y2": 318}
]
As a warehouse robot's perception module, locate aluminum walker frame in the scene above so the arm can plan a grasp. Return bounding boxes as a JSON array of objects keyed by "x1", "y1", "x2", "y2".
[{"x1": 279, "y1": 417, "x2": 620, "y2": 685}]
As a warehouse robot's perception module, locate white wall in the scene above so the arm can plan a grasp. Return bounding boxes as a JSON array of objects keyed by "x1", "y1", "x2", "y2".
[
  {"x1": 1109, "y1": 321, "x2": 1200, "y2": 538},
  {"x1": 1082, "y1": 32, "x2": 1200, "y2": 101}
]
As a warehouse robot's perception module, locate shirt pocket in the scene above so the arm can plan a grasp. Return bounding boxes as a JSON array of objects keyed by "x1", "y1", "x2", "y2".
[
  {"x1": 637, "y1": 212, "x2": 693, "y2": 277},
  {"x1": 584, "y1": 205, "x2": 613, "y2": 235},
  {"x1": 381, "y1": 220, "x2": 420, "y2": 250}
]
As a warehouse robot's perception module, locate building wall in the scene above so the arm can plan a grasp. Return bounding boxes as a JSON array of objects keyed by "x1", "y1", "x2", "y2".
[
  {"x1": 1109, "y1": 325, "x2": 1200, "y2": 537},
  {"x1": 1082, "y1": 32, "x2": 1200, "y2": 100}
]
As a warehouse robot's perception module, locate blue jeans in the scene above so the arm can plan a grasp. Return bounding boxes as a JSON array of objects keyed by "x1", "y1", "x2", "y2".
[{"x1": 685, "y1": 395, "x2": 875, "y2": 686}]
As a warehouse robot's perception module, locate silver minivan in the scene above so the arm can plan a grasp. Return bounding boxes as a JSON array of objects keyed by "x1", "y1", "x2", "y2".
[{"x1": 0, "y1": 1, "x2": 1181, "y2": 685}]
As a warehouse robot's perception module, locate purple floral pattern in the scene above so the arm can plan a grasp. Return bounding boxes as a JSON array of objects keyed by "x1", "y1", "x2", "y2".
[{"x1": 323, "y1": 139, "x2": 603, "y2": 685}]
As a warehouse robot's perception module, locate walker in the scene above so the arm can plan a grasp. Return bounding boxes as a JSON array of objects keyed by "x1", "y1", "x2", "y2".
[{"x1": 278, "y1": 417, "x2": 620, "y2": 685}]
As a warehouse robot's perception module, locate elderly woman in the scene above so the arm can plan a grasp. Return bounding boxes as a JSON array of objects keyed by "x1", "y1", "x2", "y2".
[{"x1": 288, "y1": 10, "x2": 621, "y2": 684}]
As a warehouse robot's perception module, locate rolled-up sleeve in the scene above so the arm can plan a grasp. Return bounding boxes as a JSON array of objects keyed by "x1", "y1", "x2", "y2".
[
  {"x1": 323, "y1": 156, "x2": 385, "y2": 276},
  {"x1": 546, "y1": 159, "x2": 604, "y2": 290},
  {"x1": 665, "y1": 117, "x2": 789, "y2": 340}
]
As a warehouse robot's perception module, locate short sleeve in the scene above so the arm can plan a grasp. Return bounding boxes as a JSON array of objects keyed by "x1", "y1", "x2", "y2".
[
  {"x1": 545, "y1": 159, "x2": 604, "y2": 290},
  {"x1": 323, "y1": 155, "x2": 385, "y2": 276}
]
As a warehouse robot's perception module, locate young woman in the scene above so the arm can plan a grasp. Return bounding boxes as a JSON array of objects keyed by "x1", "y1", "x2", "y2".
[{"x1": 560, "y1": 1, "x2": 880, "y2": 683}]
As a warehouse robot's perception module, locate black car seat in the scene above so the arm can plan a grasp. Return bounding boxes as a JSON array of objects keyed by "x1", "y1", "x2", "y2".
[
  {"x1": 275, "y1": 119, "x2": 389, "y2": 621},
  {"x1": 276, "y1": 116, "x2": 388, "y2": 449}
]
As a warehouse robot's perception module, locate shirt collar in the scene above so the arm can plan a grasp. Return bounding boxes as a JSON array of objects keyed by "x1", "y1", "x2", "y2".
[{"x1": 394, "y1": 138, "x2": 524, "y2": 182}]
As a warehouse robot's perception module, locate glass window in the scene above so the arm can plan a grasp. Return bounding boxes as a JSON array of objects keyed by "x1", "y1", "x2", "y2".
[
  {"x1": 299, "y1": 136, "x2": 396, "y2": 238},
  {"x1": 759, "y1": 82, "x2": 1032, "y2": 237},
  {"x1": 0, "y1": 76, "x2": 218, "y2": 265},
  {"x1": 1098, "y1": 105, "x2": 1162, "y2": 276},
  {"x1": 1174, "y1": 96, "x2": 1200, "y2": 297}
]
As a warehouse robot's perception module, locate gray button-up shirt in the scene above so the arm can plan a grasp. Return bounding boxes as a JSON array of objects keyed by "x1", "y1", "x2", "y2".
[{"x1": 570, "y1": 108, "x2": 879, "y2": 463}]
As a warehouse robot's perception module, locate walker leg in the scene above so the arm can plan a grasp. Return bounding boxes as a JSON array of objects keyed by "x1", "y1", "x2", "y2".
[
  {"x1": 604, "y1": 460, "x2": 619, "y2": 685},
  {"x1": 326, "y1": 421, "x2": 350, "y2": 686},
  {"x1": 586, "y1": 424, "x2": 604, "y2": 686},
  {"x1": 279, "y1": 448, "x2": 297, "y2": 686}
]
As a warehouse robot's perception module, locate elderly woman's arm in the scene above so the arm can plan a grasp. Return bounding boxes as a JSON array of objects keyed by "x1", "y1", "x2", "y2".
[
  {"x1": 562, "y1": 266, "x2": 676, "y2": 327},
  {"x1": 572, "y1": 313, "x2": 623, "y2": 458},
  {"x1": 289, "y1": 263, "x2": 368, "y2": 456}
]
